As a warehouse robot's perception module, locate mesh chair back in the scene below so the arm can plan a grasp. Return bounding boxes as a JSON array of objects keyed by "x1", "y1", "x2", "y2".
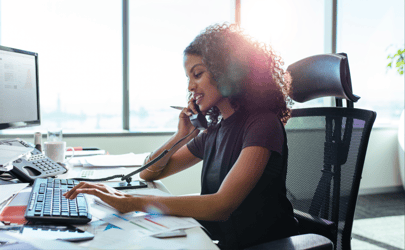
[{"x1": 285, "y1": 107, "x2": 376, "y2": 250}]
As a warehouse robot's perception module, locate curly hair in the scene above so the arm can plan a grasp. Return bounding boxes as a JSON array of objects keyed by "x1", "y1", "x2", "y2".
[{"x1": 184, "y1": 23, "x2": 293, "y2": 125}]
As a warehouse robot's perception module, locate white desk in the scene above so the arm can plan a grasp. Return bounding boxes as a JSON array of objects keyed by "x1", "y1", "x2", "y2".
[{"x1": 56, "y1": 164, "x2": 219, "y2": 250}]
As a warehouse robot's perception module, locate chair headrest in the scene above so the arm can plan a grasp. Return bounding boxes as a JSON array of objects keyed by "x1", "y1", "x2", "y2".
[{"x1": 286, "y1": 53, "x2": 360, "y2": 103}]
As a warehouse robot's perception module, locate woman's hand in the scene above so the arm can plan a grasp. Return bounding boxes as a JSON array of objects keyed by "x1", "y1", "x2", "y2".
[
  {"x1": 177, "y1": 99, "x2": 202, "y2": 136},
  {"x1": 63, "y1": 182, "x2": 135, "y2": 213}
]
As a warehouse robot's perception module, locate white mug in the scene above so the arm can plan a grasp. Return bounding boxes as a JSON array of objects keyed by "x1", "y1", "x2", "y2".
[{"x1": 43, "y1": 141, "x2": 75, "y2": 163}]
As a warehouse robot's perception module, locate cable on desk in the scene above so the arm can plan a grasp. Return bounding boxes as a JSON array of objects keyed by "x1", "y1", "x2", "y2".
[{"x1": 0, "y1": 172, "x2": 16, "y2": 181}]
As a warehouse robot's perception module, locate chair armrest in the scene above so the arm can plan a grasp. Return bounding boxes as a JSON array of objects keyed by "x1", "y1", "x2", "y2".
[
  {"x1": 294, "y1": 210, "x2": 336, "y2": 243},
  {"x1": 245, "y1": 233, "x2": 333, "y2": 250}
]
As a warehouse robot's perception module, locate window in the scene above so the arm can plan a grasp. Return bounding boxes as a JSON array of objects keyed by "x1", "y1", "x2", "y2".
[
  {"x1": 240, "y1": 0, "x2": 326, "y2": 66},
  {"x1": 128, "y1": 0, "x2": 233, "y2": 132},
  {"x1": 337, "y1": 0, "x2": 404, "y2": 125},
  {"x1": 0, "y1": 0, "x2": 123, "y2": 132},
  {"x1": 240, "y1": 0, "x2": 330, "y2": 108},
  {"x1": 1, "y1": 0, "x2": 402, "y2": 134}
]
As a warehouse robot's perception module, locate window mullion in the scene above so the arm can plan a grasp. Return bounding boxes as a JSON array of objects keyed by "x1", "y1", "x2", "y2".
[{"x1": 123, "y1": 0, "x2": 130, "y2": 130}]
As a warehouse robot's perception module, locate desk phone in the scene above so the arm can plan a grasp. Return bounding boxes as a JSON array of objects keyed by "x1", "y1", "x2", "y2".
[{"x1": 0, "y1": 139, "x2": 67, "y2": 184}]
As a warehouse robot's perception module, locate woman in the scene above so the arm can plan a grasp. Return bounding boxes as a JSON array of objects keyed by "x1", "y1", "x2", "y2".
[{"x1": 64, "y1": 23, "x2": 298, "y2": 249}]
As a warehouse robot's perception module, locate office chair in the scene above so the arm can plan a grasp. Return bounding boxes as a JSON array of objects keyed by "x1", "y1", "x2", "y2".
[{"x1": 245, "y1": 53, "x2": 377, "y2": 250}]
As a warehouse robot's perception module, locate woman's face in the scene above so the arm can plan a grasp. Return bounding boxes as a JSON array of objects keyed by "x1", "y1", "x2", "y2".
[{"x1": 184, "y1": 54, "x2": 226, "y2": 113}]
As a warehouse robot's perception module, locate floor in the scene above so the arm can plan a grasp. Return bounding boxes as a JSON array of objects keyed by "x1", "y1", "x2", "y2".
[{"x1": 351, "y1": 191, "x2": 405, "y2": 250}]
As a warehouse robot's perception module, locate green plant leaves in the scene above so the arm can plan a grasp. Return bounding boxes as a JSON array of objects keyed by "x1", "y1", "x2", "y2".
[{"x1": 387, "y1": 47, "x2": 405, "y2": 75}]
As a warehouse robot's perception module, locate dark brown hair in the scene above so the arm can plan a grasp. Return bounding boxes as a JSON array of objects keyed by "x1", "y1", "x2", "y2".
[{"x1": 184, "y1": 23, "x2": 292, "y2": 125}]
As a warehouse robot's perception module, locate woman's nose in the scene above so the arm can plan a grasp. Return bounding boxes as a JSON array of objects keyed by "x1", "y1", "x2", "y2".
[{"x1": 188, "y1": 79, "x2": 196, "y2": 92}]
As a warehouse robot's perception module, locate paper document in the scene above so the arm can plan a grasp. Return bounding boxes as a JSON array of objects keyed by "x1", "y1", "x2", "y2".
[
  {"x1": 6, "y1": 232, "x2": 86, "y2": 250},
  {"x1": 0, "y1": 145, "x2": 33, "y2": 167},
  {"x1": 79, "y1": 167, "x2": 132, "y2": 179},
  {"x1": 92, "y1": 197, "x2": 121, "y2": 212},
  {"x1": 75, "y1": 228, "x2": 189, "y2": 249},
  {"x1": 0, "y1": 183, "x2": 29, "y2": 205},
  {"x1": 71, "y1": 152, "x2": 150, "y2": 168},
  {"x1": 98, "y1": 211, "x2": 201, "y2": 237}
]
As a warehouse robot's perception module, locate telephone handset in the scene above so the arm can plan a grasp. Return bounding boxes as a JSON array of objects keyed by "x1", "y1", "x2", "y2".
[
  {"x1": 189, "y1": 102, "x2": 208, "y2": 130},
  {"x1": 0, "y1": 139, "x2": 67, "y2": 184}
]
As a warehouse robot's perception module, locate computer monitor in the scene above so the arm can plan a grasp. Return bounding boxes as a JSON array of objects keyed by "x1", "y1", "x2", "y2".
[{"x1": 0, "y1": 45, "x2": 40, "y2": 131}]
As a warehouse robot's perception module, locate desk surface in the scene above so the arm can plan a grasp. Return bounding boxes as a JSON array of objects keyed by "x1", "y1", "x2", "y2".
[{"x1": 0, "y1": 164, "x2": 219, "y2": 249}]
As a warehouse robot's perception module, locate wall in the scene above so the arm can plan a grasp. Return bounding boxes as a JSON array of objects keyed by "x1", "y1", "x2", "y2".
[{"x1": 358, "y1": 127, "x2": 402, "y2": 194}]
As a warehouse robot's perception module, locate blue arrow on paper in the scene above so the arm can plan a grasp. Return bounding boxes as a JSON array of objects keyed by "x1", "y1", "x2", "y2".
[{"x1": 104, "y1": 223, "x2": 122, "y2": 231}]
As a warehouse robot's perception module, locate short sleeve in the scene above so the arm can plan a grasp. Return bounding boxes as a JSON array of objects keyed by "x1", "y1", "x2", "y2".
[
  {"x1": 242, "y1": 112, "x2": 284, "y2": 154},
  {"x1": 187, "y1": 131, "x2": 207, "y2": 159}
]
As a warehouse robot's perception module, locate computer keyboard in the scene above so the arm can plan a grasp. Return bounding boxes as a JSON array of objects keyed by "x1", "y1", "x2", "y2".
[{"x1": 25, "y1": 178, "x2": 92, "y2": 225}]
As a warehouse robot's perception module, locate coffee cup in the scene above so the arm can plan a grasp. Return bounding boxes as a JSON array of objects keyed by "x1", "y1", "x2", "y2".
[{"x1": 43, "y1": 141, "x2": 75, "y2": 163}]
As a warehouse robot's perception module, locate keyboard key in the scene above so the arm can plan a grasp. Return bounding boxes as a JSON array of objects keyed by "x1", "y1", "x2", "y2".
[
  {"x1": 77, "y1": 197, "x2": 87, "y2": 208},
  {"x1": 79, "y1": 212, "x2": 88, "y2": 217},
  {"x1": 37, "y1": 194, "x2": 44, "y2": 202}
]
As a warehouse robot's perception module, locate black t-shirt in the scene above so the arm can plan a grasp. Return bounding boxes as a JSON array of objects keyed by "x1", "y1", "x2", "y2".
[{"x1": 187, "y1": 109, "x2": 298, "y2": 249}]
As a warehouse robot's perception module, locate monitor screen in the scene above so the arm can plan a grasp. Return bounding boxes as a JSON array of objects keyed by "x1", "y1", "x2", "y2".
[{"x1": 0, "y1": 45, "x2": 40, "y2": 130}]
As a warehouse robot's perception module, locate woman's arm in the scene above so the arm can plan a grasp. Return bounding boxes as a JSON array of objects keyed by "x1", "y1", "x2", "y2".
[
  {"x1": 139, "y1": 130, "x2": 200, "y2": 181},
  {"x1": 65, "y1": 146, "x2": 271, "y2": 221},
  {"x1": 139, "y1": 102, "x2": 201, "y2": 181}
]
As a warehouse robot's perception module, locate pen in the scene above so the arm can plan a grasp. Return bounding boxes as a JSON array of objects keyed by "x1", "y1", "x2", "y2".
[
  {"x1": 67, "y1": 147, "x2": 101, "y2": 151},
  {"x1": 170, "y1": 106, "x2": 185, "y2": 110}
]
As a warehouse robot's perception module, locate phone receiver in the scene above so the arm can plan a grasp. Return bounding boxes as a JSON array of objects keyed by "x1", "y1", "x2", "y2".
[{"x1": 189, "y1": 102, "x2": 208, "y2": 130}]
